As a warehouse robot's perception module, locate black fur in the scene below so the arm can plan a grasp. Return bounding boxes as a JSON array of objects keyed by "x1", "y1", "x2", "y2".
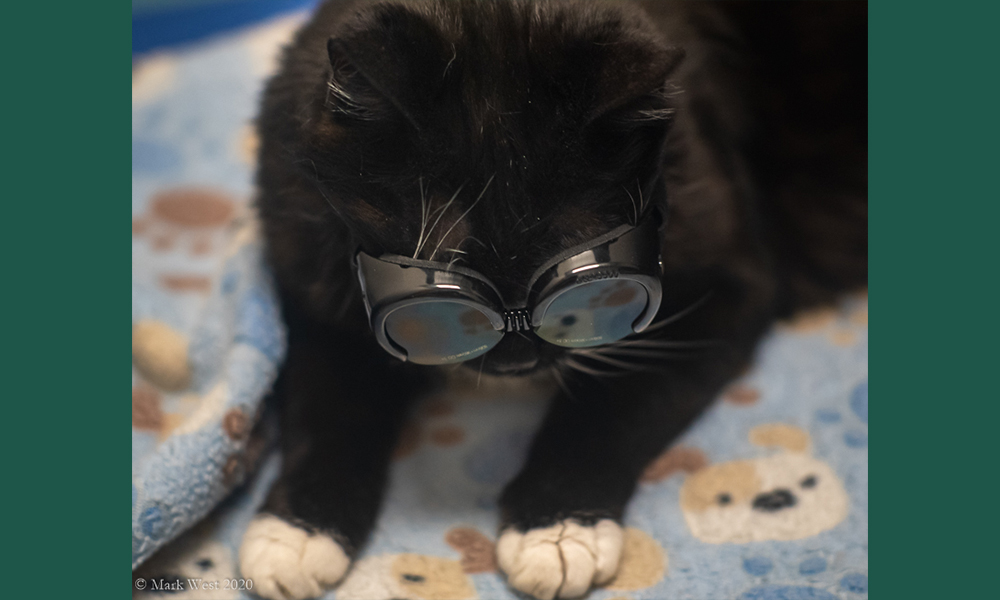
[{"x1": 254, "y1": 0, "x2": 866, "y2": 579}]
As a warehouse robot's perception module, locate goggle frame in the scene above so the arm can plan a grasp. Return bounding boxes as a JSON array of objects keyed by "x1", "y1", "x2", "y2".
[{"x1": 355, "y1": 212, "x2": 663, "y2": 364}]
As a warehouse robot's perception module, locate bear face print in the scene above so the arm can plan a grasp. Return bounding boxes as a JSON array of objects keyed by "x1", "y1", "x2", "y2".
[{"x1": 679, "y1": 424, "x2": 849, "y2": 544}]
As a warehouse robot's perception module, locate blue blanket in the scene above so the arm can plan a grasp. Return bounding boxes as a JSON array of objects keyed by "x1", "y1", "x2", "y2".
[{"x1": 132, "y1": 12, "x2": 868, "y2": 600}]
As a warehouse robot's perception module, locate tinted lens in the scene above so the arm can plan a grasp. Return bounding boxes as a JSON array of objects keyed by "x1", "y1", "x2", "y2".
[
  {"x1": 383, "y1": 301, "x2": 502, "y2": 365},
  {"x1": 535, "y1": 279, "x2": 648, "y2": 347}
]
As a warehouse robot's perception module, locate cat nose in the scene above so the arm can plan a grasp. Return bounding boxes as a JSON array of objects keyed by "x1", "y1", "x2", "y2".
[
  {"x1": 481, "y1": 333, "x2": 540, "y2": 375},
  {"x1": 751, "y1": 489, "x2": 797, "y2": 512},
  {"x1": 491, "y1": 355, "x2": 539, "y2": 375}
]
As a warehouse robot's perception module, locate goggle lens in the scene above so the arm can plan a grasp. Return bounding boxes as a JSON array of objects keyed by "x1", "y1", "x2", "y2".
[
  {"x1": 534, "y1": 279, "x2": 649, "y2": 348},
  {"x1": 383, "y1": 301, "x2": 502, "y2": 365}
]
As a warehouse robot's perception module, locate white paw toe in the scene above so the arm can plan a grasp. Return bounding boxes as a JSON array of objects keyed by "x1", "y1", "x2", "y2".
[
  {"x1": 497, "y1": 519, "x2": 623, "y2": 600},
  {"x1": 239, "y1": 514, "x2": 350, "y2": 600}
]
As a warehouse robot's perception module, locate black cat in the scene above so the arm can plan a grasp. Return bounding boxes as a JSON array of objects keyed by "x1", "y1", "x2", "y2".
[{"x1": 239, "y1": 1, "x2": 867, "y2": 599}]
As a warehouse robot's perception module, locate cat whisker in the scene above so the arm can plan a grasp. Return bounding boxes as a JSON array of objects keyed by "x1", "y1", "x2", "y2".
[
  {"x1": 624, "y1": 185, "x2": 639, "y2": 226},
  {"x1": 511, "y1": 213, "x2": 528, "y2": 232},
  {"x1": 429, "y1": 174, "x2": 495, "y2": 261},
  {"x1": 608, "y1": 339, "x2": 722, "y2": 349},
  {"x1": 567, "y1": 359, "x2": 637, "y2": 378},
  {"x1": 326, "y1": 75, "x2": 374, "y2": 120},
  {"x1": 577, "y1": 348, "x2": 698, "y2": 360},
  {"x1": 334, "y1": 285, "x2": 356, "y2": 320},
  {"x1": 550, "y1": 366, "x2": 576, "y2": 400},
  {"x1": 442, "y1": 248, "x2": 468, "y2": 270},
  {"x1": 448, "y1": 235, "x2": 483, "y2": 255},
  {"x1": 464, "y1": 236, "x2": 489, "y2": 250},
  {"x1": 309, "y1": 177, "x2": 346, "y2": 222},
  {"x1": 632, "y1": 107, "x2": 677, "y2": 122},
  {"x1": 415, "y1": 181, "x2": 466, "y2": 259},
  {"x1": 569, "y1": 352, "x2": 649, "y2": 372},
  {"x1": 636, "y1": 179, "x2": 647, "y2": 216},
  {"x1": 476, "y1": 354, "x2": 486, "y2": 389},
  {"x1": 638, "y1": 292, "x2": 715, "y2": 333},
  {"x1": 443, "y1": 42, "x2": 457, "y2": 77},
  {"x1": 270, "y1": 208, "x2": 327, "y2": 224},
  {"x1": 521, "y1": 217, "x2": 546, "y2": 233},
  {"x1": 562, "y1": 357, "x2": 617, "y2": 378},
  {"x1": 414, "y1": 176, "x2": 429, "y2": 258},
  {"x1": 505, "y1": 196, "x2": 522, "y2": 220}
]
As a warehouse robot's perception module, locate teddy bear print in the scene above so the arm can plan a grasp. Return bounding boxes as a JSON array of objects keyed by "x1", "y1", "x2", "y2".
[
  {"x1": 334, "y1": 528, "x2": 491, "y2": 600},
  {"x1": 334, "y1": 525, "x2": 668, "y2": 600},
  {"x1": 132, "y1": 187, "x2": 241, "y2": 294},
  {"x1": 133, "y1": 187, "x2": 237, "y2": 256},
  {"x1": 132, "y1": 319, "x2": 192, "y2": 392},
  {"x1": 133, "y1": 525, "x2": 240, "y2": 600},
  {"x1": 677, "y1": 424, "x2": 849, "y2": 544},
  {"x1": 779, "y1": 298, "x2": 867, "y2": 348}
]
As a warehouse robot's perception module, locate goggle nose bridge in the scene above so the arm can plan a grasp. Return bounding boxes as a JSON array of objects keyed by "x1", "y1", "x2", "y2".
[{"x1": 503, "y1": 309, "x2": 532, "y2": 332}]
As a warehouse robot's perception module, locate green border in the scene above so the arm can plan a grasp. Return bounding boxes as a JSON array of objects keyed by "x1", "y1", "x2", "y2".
[
  {"x1": 7, "y1": 0, "x2": 989, "y2": 595},
  {"x1": 873, "y1": 1, "x2": 998, "y2": 597},
  {"x1": 4, "y1": 1, "x2": 123, "y2": 596}
]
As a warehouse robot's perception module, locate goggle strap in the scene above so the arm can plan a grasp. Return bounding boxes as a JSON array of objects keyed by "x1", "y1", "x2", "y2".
[{"x1": 523, "y1": 223, "x2": 636, "y2": 294}]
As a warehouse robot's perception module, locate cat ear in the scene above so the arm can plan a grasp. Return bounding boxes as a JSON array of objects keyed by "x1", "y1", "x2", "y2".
[
  {"x1": 581, "y1": 44, "x2": 684, "y2": 172},
  {"x1": 326, "y1": 5, "x2": 451, "y2": 130},
  {"x1": 586, "y1": 44, "x2": 685, "y2": 127}
]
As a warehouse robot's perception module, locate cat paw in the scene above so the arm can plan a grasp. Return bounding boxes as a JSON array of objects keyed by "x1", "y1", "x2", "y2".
[
  {"x1": 239, "y1": 514, "x2": 350, "y2": 600},
  {"x1": 496, "y1": 519, "x2": 623, "y2": 600}
]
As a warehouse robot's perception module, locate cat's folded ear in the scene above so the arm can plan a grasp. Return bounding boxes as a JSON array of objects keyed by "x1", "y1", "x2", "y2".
[{"x1": 326, "y1": 5, "x2": 452, "y2": 130}]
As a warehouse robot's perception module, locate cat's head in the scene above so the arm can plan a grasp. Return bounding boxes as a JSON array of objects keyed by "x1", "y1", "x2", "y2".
[{"x1": 280, "y1": 0, "x2": 683, "y2": 375}]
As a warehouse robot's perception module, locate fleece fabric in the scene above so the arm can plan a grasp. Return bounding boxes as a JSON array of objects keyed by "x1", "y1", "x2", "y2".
[{"x1": 132, "y1": 11, "x2": 868, "y2": 600}]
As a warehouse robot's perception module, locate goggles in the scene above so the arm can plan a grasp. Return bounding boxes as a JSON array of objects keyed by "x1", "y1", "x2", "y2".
[{"x1": 355, "y1": 212, "x2": 663, "y2": 365}]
